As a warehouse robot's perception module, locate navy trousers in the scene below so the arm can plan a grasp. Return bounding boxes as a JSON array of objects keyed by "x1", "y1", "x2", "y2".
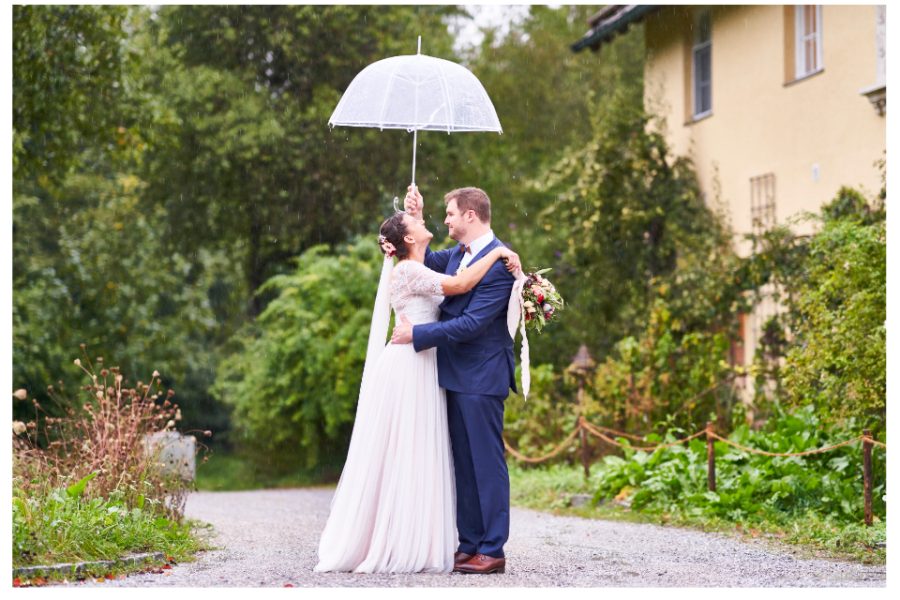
[{"x1": 446, "y1": 390, "x2": 509, "y2": 558}]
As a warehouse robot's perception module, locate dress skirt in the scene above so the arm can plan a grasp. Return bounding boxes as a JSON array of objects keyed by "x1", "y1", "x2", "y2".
[{"x1": 314, "y1": 342, "x2": 456, "y2": 573}]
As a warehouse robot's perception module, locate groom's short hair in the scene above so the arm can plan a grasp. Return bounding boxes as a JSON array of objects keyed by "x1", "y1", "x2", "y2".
[{"x1": 444, "y1": 187, "x2": 491, "y2": 223}]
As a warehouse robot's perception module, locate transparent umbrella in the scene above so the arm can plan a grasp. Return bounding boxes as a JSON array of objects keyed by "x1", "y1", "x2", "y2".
[{"x1": 329, "y1": 37, "x2": 502, "y2": 187}]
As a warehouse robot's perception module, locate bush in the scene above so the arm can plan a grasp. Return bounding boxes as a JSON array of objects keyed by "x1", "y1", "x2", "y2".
[
  {"x1": 12, "y1": 347, "x2": 204, "y2": 567},
  {"x1": 745, "y1": 185, "x2": 886, "y2": 429},
  {"x1": 591, "y1": 297, "x2": 742, "y2": 435},
  {"x1": 13, "y1": 346, "x2": 197, "y2": 521},
  {"x1": 781, "y1": 195, "x2": 885, "y2": 425},
  {"x1": 504, "y1": 364, "x2": 581, "y2": 461},
  {"x1": 212, "y1": 237, "x2": 382, "y2": 472}
]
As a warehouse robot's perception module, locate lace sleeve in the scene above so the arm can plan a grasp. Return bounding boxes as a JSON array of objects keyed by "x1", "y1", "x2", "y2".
[{"x1": 397, "y1": 260, "x2": 448, "y2": 298}]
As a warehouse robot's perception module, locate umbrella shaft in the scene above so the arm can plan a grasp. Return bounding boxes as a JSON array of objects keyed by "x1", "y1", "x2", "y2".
[{"x1": 411, "y1": 129, "x2": 418, "y2": 186}]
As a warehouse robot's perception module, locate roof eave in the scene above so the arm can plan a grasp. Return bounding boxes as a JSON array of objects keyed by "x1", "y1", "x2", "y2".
[{"x1": 571, "y1": 5, "x2": 660, "y2": 53}]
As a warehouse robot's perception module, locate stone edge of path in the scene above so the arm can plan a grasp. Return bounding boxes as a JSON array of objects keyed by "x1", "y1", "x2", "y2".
[{"x1": 13, "y1": 551, "x2": 166, "y2": 579}]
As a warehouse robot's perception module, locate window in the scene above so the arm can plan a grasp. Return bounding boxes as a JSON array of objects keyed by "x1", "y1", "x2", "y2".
[
  {"x1": 750, "y1": 173, "x2": 776, "y2": 238},
  {"x1": 795, "y1": 5, "x2": 823, "y2": 78},
  {"x1": 749, "y1": 173, "x2": 778, "y2": 366},
  {"x1": 692, "y1": 9, "x2": 712, "y2": 118}
]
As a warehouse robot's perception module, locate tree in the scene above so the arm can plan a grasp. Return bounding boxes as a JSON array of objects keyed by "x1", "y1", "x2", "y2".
[
  {"x1": 528, "y1": 85, "x2": 731, "y2": 364},
  {"x1": 13, "y1": 5, "x2": 133, "y2": 184},
  {"x1": 13, "y1": 5, "x2": 468, "y2": 438},
  {"x1": 431, "y1": 7, "x2": 645, "y2": 239},
  {"x1": 464, "y1": 6, "x2": 644, "y2": 185},
  {"x1": 13, "y1": 6, "x2": 246, "y2": 436},
  {"x1": 140, "y1": 5, "x2": 463, "y2": 316},
  {"x1": 212, "y1": 238, "x2": 382, "y2": 472},
  {"x1": 12, "y1": 171, "x2": 245, "y2": 435}
]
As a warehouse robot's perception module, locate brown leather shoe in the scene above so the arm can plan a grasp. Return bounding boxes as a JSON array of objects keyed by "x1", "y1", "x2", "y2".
[
  {"x1": 454, "y1": 553, "x2": 506, "y2": 574},
  {"x1": 454, "y1": 551, "x2": 474, "y2": 568}
]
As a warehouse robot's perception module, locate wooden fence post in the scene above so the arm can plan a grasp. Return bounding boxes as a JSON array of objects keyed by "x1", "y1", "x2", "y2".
[
  {"x1": 577, "y1": 383, "x2": 590, "y2": 480},
  {"x1": 863, "y1": 429, "x2": 873, "y2": 527},
  {"x1": 706, "y1": 421, "x2": 716, "y2": 492},
  {"x1": 569, "y1": 345, "x2": 594, "y2": 480},
  {"x1": 579, "y1": 418, "x2": 591, "y2": 480}
]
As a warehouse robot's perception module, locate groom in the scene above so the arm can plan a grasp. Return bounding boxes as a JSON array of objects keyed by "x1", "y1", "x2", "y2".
[{"x1": 391, "y1": 186, "x2": 516, "y2": 575}]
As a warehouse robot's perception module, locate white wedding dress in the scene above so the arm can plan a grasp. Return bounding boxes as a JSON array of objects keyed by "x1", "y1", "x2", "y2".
[{"x1": 314, "y1": 259, "x2": 455, "y2": 573}]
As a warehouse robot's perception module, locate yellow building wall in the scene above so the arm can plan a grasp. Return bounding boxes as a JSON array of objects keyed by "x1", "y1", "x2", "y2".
[
  {"x1": 642, "y1": 4, "x2": 884, "y2": 386},
  {"x1": 644, "y1": 4, "x2": 885, "y2": 255}
]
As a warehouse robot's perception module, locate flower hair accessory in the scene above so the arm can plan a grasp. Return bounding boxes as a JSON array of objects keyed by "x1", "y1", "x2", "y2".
[{"x1": 378, "y1": 234, "x2": 397, "y2": 258}]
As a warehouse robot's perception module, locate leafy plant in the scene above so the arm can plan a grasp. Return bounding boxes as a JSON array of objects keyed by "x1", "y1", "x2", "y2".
[
  {"x1": 509, "y1": 461, "x2": 885, "y2": 564},
  {"x1": 66, "y1": 472, "x2": 98, "y2": 499},
  {"x1": 12, "y1": 348, "x2": 207, "y2": 568},
  {"x1": 13, "y1": 481, "x2": 200, "y2": 568},
  {"x1": 591, "y1": 405, "x2": 885, "y2": 525}
]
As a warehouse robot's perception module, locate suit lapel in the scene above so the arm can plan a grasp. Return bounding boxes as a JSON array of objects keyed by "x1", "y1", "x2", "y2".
[{"x1": 447, "y1": 247, "x2": 464, "y2": 275}]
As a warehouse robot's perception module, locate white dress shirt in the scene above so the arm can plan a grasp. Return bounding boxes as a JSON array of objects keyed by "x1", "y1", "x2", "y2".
[{"x1": 459, "y1": 229, "x2": 495, "y2": 269}]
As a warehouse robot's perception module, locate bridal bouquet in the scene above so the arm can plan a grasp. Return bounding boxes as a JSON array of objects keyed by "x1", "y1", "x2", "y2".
[
  {"x1": 521, "y1": 269, "x2": 564, "y2": 332},
  {"x1": 507, "y1": 268, "x2": 564, "y2": 400}
]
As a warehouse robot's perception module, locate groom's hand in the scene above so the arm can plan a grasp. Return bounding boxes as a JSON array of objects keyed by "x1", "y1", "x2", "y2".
[
  {"x1": 391, "y1": 314, "x2": 413, "y2": 345},
  {"x1": 404, "y1": 185, "x2": 423, "y2": 218}
]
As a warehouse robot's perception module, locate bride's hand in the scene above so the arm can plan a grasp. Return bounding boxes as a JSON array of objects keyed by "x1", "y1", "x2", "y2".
[
  {"x1": 499, "y1": 248, "x2": 521, "y2": 274},
  {"x1": 404, "y1": 185, "x2": 423, "y2": 217}
]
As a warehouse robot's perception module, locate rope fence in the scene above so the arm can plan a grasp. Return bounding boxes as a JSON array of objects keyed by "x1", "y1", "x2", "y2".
[
  {"x1": 503, "y1": 426, "x2": 580, "y2": 464},
  {"x1": 503, "y1": 416, "x2": 886, "y2": 526},
  {"x1": 580, "y1": 418, "x2": 707, "y2": 452},
  {"x1": 588, "y1": 424, "x2": 648, "y2": 442},
  {"x1": 706, "y1": 431, "x2": 863, "y2": 457}
]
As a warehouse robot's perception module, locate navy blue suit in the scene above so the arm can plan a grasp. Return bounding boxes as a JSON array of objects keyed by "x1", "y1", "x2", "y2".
[{"x1": 413, "y1": 237, "x2": 515, "y2": 558}]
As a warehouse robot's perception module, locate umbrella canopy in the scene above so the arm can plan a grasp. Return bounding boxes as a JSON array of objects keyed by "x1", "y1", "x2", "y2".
[
  {"x1": 328, "y1": 38, "x2": 502, "y2": 185},
  {"x1": 329, "y1": 53, "x2": 502, "y2": 133}
]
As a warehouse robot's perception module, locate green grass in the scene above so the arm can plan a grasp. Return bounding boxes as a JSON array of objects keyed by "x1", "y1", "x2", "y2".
[
  {"x1": 509, "y1": 463, "x2": 886, "y2": 565},
  {"x1": 13, "y1": 487, "x2": 207, "y2": 572},
  {"x1": 195, "y1": 451, "x2": 340, "y2": 491}
]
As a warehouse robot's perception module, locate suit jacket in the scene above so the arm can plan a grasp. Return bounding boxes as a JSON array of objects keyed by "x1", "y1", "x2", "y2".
[{"x1": 412, "y1": 237, "x2": 517, "y2": 397}]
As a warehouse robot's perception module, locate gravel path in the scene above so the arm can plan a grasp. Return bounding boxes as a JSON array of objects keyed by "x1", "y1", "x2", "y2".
[{"x1": 88, "y1": 488, "x2": 884, "y2": 587}]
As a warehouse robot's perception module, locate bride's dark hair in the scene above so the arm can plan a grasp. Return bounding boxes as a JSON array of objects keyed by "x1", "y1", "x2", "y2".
[{"x1": 378, "y1": 212, "x2": 410, "y2": 260}]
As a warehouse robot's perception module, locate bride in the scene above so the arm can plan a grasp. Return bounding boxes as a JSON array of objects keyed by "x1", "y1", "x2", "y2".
[{"x1": 314, "y1": 210, "x2": 520, "y2": 574}]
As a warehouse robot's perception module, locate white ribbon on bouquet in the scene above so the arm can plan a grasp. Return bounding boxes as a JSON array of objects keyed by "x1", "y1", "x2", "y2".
[{"x1": 506, "y1": 270, "x2": 531, "y2": 401}]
